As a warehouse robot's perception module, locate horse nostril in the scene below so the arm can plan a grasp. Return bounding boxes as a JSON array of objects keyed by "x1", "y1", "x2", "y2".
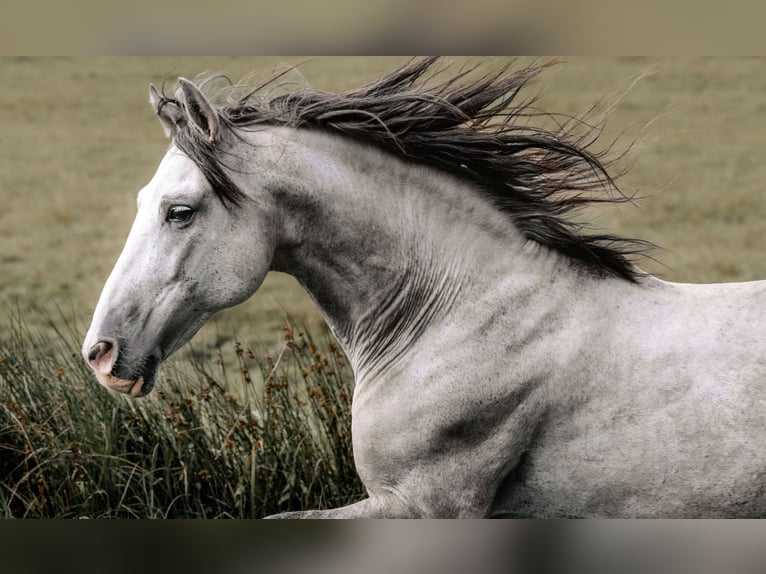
[{"x1": 88, "y1": 341, "x2": 112, "y2": 364}]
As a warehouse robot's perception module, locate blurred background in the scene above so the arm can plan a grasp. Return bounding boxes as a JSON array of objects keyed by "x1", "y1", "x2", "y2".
[{"x1": 3, "y1": 56, "x2": 766, "y2": 351}]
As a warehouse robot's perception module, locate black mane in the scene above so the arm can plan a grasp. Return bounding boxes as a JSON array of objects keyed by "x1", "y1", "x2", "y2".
[{"x1": 163, "y1": 57, "x2": 652, "y2": 281}]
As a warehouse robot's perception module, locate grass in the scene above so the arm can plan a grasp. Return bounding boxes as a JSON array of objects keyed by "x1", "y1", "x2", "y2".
[{"x1": 0, "y1": 309, "x2": 364, "y2": 518}]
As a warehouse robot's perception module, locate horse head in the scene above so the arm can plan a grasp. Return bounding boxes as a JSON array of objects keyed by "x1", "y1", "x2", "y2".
[{"x1": 82, "y1": 80, "x2": 277, "y2": 397}]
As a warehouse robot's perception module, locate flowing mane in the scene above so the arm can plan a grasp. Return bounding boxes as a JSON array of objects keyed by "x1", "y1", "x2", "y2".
[{"x1": 159, "y1": 57, "x2": 651, "y2": 281}]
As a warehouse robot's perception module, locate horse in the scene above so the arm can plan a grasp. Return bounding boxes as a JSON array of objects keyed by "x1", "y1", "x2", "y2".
[{"x1": 82, "y1": 58, "x2": 766, "y2": 518}]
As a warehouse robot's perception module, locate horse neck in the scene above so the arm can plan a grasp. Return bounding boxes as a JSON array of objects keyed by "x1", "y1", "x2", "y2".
[{"x1": 262, "y1": 128, "x2": 611, "y2": 379}]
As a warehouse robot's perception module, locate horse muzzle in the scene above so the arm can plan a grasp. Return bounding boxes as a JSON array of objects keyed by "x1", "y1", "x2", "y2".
[{"x1": 83, "y1": 339, "x2": 159, "y2": 398}]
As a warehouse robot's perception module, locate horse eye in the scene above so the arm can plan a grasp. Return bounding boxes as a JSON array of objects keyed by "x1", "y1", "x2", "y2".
[{"x1": 166, "y1": 205, "x2": 195, "y2": 226}]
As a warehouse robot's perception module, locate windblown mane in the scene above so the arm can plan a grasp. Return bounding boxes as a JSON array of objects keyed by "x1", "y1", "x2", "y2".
[{"x1": 163, "y1": 57, "x2": 652, "y2": 281}]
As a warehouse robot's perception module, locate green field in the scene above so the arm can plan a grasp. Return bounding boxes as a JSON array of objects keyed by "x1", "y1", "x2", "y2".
[{"x1": 3, "y1": 57, "x2": 766, "y2": 347}]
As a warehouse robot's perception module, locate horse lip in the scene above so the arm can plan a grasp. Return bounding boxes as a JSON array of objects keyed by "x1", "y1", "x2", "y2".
[
  {"x1": 127, "y1": 354, "x2": 160, "y2": 398},
  {"x1": 129, "y1": 377, "x2": 148, "y2": 398},
  {"x1": 93, "y1": 352, "x2": 161, "y2": 398}
]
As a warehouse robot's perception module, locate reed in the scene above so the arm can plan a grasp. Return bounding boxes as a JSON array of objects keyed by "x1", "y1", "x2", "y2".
[{"x1": 0, "y1": 310, "x2": 363, "y2": 518}]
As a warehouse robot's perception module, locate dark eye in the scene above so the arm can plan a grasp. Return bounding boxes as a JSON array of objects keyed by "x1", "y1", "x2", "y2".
[{"x1": 166, "y1": 205, "x2": 195, "y2": 226}]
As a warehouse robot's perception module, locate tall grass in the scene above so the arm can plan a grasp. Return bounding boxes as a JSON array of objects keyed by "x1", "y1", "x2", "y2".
[{"x1": 0, "y1": 310, "x2": 364, "y2": 518}]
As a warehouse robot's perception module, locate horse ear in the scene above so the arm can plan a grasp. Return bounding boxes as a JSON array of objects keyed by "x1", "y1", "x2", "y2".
[
  {"x1": 148, "y1": 84, "x2": 185, "y2": 139},
  {"x1": 176, "y1": 78, "x2": 220, "y2": 143}
]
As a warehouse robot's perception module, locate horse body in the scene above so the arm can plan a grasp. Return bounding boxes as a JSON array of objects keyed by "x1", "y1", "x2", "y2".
[
  {"x1": 83, "y1": 60, "x2": 766, "y2": 517},
  {"x1": 267, "y1": 129, "x2": 766, "y2": 518}
]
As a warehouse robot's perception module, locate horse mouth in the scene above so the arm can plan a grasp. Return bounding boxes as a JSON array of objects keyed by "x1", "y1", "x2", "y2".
[
  {"x1": 124, "y1": 355, "x2": 160, "y2": 398},
  {"x1": 94, "y1": 354, "x2": 160, "y2": 398},
  {"x1": 128, "y1": 373, "x2": 155, "y2": 398}
]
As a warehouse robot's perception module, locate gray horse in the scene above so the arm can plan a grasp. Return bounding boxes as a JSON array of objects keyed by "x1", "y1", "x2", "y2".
[{"x1": 83, "y1": 58, "x2": 766, "y2": 517}]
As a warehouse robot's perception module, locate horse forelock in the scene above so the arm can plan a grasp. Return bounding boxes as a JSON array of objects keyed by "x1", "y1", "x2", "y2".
[{"x1": 162, "y1": 57, "x2": 654, "y2": 281}]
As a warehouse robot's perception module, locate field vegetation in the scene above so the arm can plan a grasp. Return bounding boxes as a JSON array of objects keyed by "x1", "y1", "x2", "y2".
[
  {"x1": 2, "y1": 57, "x2": 766, "y2": 517},
  {"x1": 0, "y1": 311, "x2": 363, "y2": 517}
]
